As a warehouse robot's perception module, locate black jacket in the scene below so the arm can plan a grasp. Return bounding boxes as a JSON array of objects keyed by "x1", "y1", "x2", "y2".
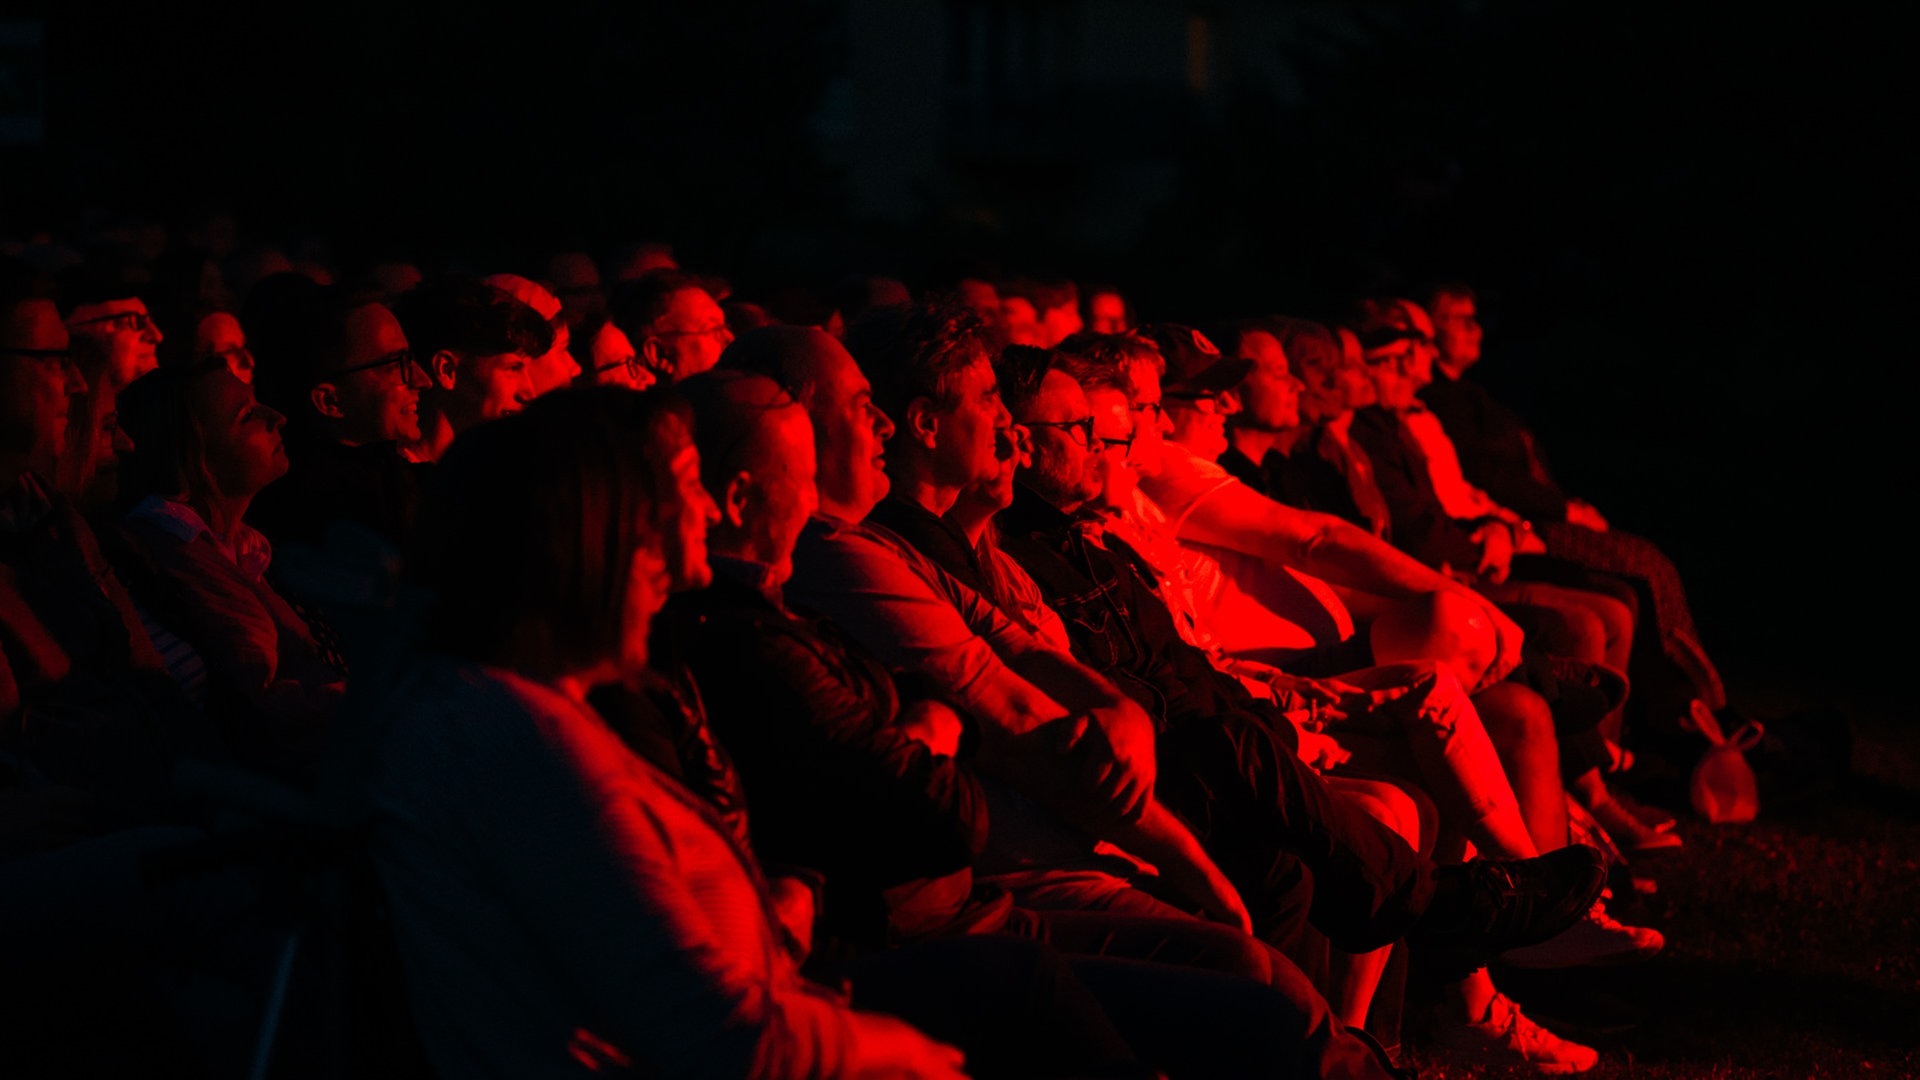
[{"x1": 667, "y1": 563, "x2": 996, "y2": 948}]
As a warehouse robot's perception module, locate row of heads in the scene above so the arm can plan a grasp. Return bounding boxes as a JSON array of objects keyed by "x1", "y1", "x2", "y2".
[{"x1": 400, "y1": 289, "x2": 1481, "y2": 682}]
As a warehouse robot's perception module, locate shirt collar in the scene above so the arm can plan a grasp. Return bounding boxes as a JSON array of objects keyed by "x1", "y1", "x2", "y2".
[{"x1": 128, "y1": 496, "x2": 274, "y2": 580}]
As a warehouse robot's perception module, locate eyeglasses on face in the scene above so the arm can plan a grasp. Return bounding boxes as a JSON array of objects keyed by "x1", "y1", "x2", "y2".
[
  {"x1": 1026, "y1": 416, "x2": 1096, "y2": 447},
  {"x1": 1096, "y1": 431, "x2": 1135, "y2": 452},
  {"x1": 1130, "y1": 400, "x2": 1165, "y2": 424},
  {"x1": 70, "y1": 310, "x2": 159, "y2": 336},
  {"x1": 332, "y1": 348, "x2": 429, "y2": 388}
]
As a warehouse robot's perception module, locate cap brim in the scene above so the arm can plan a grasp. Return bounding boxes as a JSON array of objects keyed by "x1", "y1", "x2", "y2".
[{"x1": 1168, "y1": 356, "x2": 1254, "y2": 395}]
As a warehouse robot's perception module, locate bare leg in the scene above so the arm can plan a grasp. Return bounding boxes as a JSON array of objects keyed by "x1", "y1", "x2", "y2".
[
  {"x1": 1472, "y1": 681, "x2": 1569, "y2": 853},
  {"x1": 1322, "y1": 774, "x2": 1423, "y2": 1030}
]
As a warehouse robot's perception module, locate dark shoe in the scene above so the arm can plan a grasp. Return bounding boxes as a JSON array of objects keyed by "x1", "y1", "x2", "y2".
[{"x1": 1414, "y1": 846, "x2": 1608, "y2": 977}]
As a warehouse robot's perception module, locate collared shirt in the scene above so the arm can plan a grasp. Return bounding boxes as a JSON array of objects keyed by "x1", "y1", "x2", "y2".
[
  {"x1": 785, "y1": 514, "x2": 1049, "y2": 726},
  {"x1": 127, "y1": 496, "x2": 274, "y2": 582},
  {"x1": 866, "y1": 495, "x2": 1073, "y2": 652}
]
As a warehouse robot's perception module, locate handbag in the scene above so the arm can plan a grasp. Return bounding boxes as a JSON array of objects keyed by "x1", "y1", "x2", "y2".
[{"x1": 1682, "y1": 699, "x2": 1763, "y2": 824}]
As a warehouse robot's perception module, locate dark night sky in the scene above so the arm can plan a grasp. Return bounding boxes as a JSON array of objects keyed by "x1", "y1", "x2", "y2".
[{"x1": 4, "y1": 0, "x2": 1910, "y2": 693}]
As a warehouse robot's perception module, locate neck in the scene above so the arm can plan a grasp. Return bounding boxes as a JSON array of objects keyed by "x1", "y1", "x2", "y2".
[
  {"x1": 708, "y1": 535, "x2": 768, "y2": 572},
  {"x1": 1323, "y1": 412, "x2": 1354, "y2": 440},
  {"x1": 1020, "y1": 477, "x2": 1081, "y2": 517},
  {"x1": 1229, "y1": 425, "x2": 1280, "y2": 463},
  {"x1": 191, "y1": 490, "x2": 254, "y2": 543},
  {"x1": 1438, "y1": 357, "x2": 1470, "y2": 381},
  {"x1": 895, "y1": 471, "x2": 960, "y2": 518},
  {"x1": 817, "y1": 495, "x2": 867, "y2": 525},
  {"x1": 947, "y1": 494, "x2": 995, "y2": 545},
  {"x1": 404, "y1": 409, "x2": 458, "y2": 463}
]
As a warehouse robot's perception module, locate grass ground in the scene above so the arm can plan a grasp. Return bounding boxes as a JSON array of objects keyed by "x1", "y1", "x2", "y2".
[{"x1": 1406, "y1": 678, "x2": 1920, "y2": 1078}]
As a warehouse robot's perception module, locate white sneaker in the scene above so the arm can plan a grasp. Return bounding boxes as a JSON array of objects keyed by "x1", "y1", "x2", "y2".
[
  {"x1": 1433, "y1": 991, "x2": 1599, "y2": 1074},
  {"x1": 1500, "y1": 901, "x2": 1665, "y2": 968}
]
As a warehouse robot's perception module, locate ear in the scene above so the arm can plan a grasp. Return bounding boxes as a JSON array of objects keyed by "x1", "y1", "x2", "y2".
[
  {"x1": 309, "y1": 383, "x2": 346, "y2": 421},
  {"x1": 720, "y1": 470, "x2": 754, "y2": 530},
  {"x1": 640, "y1": 337, "x2": 669, "y2": 381},
  {"x1": 431, "y1": 350, "x2": 459, "y2": 391},
  {"x1": 903, "y1": 396, "x2": 940, "y2": 450}
]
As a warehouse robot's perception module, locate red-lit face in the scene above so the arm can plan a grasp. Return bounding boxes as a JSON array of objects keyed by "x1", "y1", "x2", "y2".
[
  {"x1": 1087, "y1": 386, "x2": 1137, "y2": 510},
  {"x1": 1124, "y1": 360, "x2": 1172, "y2": 478},
  {"x1": 1400, "y1": 302, "x2": 1439, "y2": 389},
  {"x1": 1233, "y1": 330, "x2": 1303, "y2": 432},
  {"x1": 809, "y1": 338, "x2": 896, "y2": 521},
  {"x1": 528, "y1": 322, "x2": 580, "y2": 397},
  {"x1": 587, "y1": 322, "x2": 645, "y2": 389},
  {"x1": 957, "y1": 279, "x2": 1001, "y2": 321},
  {"x1": 619, "y1": 538, "x2": 671, "y2": 678},
  {"x1": 1334, "y1": 328, "x2": 1376, "y2": 413},
  {"x1": 68, "y1": 298, "x2": 162, "y2": 390},
  {"x1": 924, "y1": 357, "x2": 1012, "y2": 490},
  {"x1": 1430, "y1": 293, "x2": 1482, "y2": 371},
  {"x1": 1364, "y1": 339, "x2": 1423, "y2": 411},
  {"x1": 749, "y1": 406, "x2": 820, "y2": 587},
  {"x1": 1166, "y1": 388, "x2": 1238, "y2": 463},
  {"x1": 194, "y1": 367, "x2": 288, "y2": 499},
  {"x1": 2, "y1": 300, "x2": 84, "y2": 470},
  {"x1": 652, "y1": 288, "x2": 733, "y2": 382},
  {"x1": 463, "y1": 351, "x2": 537, "y2": 423},
  {"x1": 665, "y1": 438, "x2": 720, "y2": 592},
  {"x1": 193, "y1": 312, "x2": 254, "y2": 384},
  {"x1": 1018, "y1": 369, "x2": 1101, "y2": 510},
  {"x1": 1088, "y1": 292, "x2": 1129, "y2": 335},
  {"x1": 1039, "y1": 302, "x2": 1083, "y2": 349},
  {"x1": 77, "y1": 379, "x2": 134, "y2": 510},
  {"x1": 1001, "y1": 297, "x2": 1044, "y2": 347},
  {"x1": 332, "y1": 304, "x2": 425, "y2": 445}
]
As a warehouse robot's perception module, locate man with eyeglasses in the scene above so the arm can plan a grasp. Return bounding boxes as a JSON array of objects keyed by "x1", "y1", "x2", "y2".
[
  {"x1": 58, "y1": 275, "x2": 163, "y2": 391},
  {"x1": 608, "y1": 270, "x2": 734, "y2": 385},
  {"x1": 581, "y1": 319, "x2": 650, "y2": 390},
  {"x1": 988, "y1": 340, "x2": 1609, "y2": 993},
  {"x1": 3, "y1": 293, "x2": 190, "y2": 844},
  {"x1": 250, "y1": 289, "x2": 431, "y2": 549}
]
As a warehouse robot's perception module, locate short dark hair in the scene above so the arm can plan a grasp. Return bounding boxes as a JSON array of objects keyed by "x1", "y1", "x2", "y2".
[
  {"x1": 842, "y1": 302, "x2": 993, "y2": 424},
  {"x1": 994, "y1": 344, "x2": 1060, "y2": 419},
  {"x1": 1056, "y1": 331, "x2": 1166, "y2": 393},
  {"x1": 677, "y1": 369, "x2": 801, "y2": 498},
  {"x1": 391, "y1": 276, "x2": 552, "y2": 367},
  {"x1": 408, "y1": 386, "x2": 686, "y2": 677}
]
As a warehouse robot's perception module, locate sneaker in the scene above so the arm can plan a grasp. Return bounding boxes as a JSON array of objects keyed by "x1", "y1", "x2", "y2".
[
  {"x1": 1433, "y1": 991, "x2": 1599, "y2": 1074},
  {"x1": 1414, "y1": 846, "x2": 1608, "y2": 977},
  {"x1": 1590, "y1": 795, "x2": 1683, "y2": 853},
  {"x1": 1499, "y1": 901, "x2": 1665, "y2": 968},
  {"x1": 1613, "y1": 788, "x2": 1679, "y2": 833}
]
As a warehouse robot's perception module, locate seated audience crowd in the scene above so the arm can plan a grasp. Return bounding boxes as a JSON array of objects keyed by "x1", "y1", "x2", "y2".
[{"x1": 3, "y1": 217, "x2": 1738, "y2": 1076}]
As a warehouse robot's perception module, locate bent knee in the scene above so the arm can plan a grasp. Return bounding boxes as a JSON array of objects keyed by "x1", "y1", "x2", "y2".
[{"x1": 1472, "y1": 680, "x2": 1556, "y2": 746}]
